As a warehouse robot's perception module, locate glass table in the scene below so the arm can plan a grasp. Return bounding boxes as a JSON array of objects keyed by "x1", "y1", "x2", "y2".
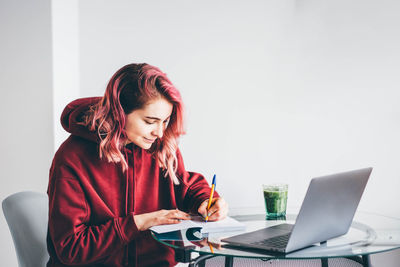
[{"x1": 151, "y1": 212, "x2": 400, "y2": 267}]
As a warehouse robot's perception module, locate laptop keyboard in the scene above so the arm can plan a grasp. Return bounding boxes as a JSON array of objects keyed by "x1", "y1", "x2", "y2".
[{"x1": 250, "y1": 233, "x2": 291, "y2": 249}]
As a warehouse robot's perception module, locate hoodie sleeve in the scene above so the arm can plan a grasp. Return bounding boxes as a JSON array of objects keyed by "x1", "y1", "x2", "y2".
[
  {"x1": 47, "y1": 168, "x2": 139, "y2": 265},
  {"x1": 174, "y1": 149, "x2": 220, "y2": 214}
]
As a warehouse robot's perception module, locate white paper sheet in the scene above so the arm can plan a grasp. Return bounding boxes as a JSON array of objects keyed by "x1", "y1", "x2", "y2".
[
  {"x1": 149, "y1": 220, "x2": 199, "y2": 234},
  {"x1": 150, "y1": 216, "x2": 245, "y2": 234}
]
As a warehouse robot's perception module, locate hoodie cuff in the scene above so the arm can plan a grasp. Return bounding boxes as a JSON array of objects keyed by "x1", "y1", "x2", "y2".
[{"x1": 114, "y1": 212, "x2": 139, "y2": 244}]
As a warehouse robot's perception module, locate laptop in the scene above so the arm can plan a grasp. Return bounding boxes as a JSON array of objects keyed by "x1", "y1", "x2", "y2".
[{"x1": 222, "y1": 167, "x2": 372, "y2": 253}]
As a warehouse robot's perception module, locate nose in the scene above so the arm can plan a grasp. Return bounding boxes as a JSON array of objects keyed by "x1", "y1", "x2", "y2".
[{"x1": 152, "y1": 123, "x2": 164, "y2": 139}]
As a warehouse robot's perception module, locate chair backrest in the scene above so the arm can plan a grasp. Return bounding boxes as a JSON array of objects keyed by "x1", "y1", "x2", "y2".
[{"x1": 2, "y1": 191, "x2": 49, "y2": 267}]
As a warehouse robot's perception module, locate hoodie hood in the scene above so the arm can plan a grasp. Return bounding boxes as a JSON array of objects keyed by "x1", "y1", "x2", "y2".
[{"x1": 61, "y1": 97, "x2": 102, "y2": 143}]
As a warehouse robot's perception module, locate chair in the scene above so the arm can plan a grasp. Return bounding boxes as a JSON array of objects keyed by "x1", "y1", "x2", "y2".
[{"x1": 2, "y1": 191, "x2": 49, "y2": 267}]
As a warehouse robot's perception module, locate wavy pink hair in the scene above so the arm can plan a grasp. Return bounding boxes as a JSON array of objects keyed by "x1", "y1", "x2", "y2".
[{"x1": 83, "y1": 63, "x2": 185, "y2": 184}]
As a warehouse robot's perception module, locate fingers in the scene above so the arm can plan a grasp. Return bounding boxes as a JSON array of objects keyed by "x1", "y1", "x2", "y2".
[
  {"x1": 172, "y1": 209, "x2": 191, "y2": 220},
  {"x1": 197, "y1": 199, "x2": 209, "y2": 218},
  {"x1": 198, "y1": 198, "x2": 227, "y2": 220},
  {"x1": 135, "y1": 209, "x2": 192, "y2": 230},
  {"x1": 206, "y1": 198, "x2": 228, "y2": 222},
  {"x1": 207, "y1": 240, "x2": 222, "y2": 250},
  {"x1": 192, "y1": 238, "x2": 222, "y2": 250},
  {"x1": 139, "y1": 198, "x2": 229, "y2": 231},
  {"x1": 155, "y1": 209, "x2": 191, "y2": 225}
]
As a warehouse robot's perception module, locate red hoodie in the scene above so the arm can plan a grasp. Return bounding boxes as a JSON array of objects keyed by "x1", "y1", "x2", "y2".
[{"x1": 47, "y1": 97, "x2": 217, "y2": 267}]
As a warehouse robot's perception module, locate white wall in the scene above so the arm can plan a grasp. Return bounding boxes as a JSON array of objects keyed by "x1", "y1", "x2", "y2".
[
  {"x1": 0, "y1": 0, "x2": 53, "y2": 266},
  {"x1": 78, "y1": 0, "x2": 400, "y2": 216},
  {"x1": 52, "y1": 0, "x2": 80, "y2": 149}
]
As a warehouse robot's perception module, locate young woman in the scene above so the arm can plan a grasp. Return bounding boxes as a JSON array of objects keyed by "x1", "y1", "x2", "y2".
[{"x1": 47, "y1": 63, "x2": 228, "y2": 267}]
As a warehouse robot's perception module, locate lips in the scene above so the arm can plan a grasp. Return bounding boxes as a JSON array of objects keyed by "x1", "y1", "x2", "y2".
[{"x1": 143, "y1": 137, "x2": 156, "y2": 143}]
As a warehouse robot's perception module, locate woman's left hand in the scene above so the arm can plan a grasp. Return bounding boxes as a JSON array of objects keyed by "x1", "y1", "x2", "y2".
[{"x1": 198, "y1": 197, "x2": 228, "y2": 221}]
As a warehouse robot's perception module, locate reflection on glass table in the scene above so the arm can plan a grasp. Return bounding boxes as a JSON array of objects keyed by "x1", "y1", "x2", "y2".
[{"x1": 151, "y1": 212, "x2": 400, "y2": 267}]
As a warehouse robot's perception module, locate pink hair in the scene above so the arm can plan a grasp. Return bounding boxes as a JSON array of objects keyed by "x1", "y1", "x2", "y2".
[{"x1": 82, "y1": 63, "x2": 185, "y2": 184}]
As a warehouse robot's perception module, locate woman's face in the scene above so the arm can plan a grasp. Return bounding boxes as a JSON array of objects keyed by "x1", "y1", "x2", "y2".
[{"x1": 125, "y1": 97, "x2": 173, "y2": 149}]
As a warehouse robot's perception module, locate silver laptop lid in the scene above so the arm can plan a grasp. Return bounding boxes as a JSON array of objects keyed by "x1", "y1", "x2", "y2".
[{"x1": 285, "y1": 167, "x2": 372, "y2": 253}]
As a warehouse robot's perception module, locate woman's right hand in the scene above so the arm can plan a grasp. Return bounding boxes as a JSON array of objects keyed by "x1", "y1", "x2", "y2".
[{"x1": 133, "y1": 209, "x2": 191, "y2": 231}]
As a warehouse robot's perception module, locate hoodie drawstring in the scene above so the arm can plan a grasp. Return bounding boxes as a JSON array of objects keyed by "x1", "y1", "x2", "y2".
[
  {"x1": 124, "y1": 148, "x2": 129, "y2": 216},
  {"x1": 123, "y1": 147, "x2": 129, "y2": 266}
]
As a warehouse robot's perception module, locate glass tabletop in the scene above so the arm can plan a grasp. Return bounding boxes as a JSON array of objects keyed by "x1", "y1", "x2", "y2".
[{"x1": 151, "y1": 211, "x2": 400, "y2": 260}]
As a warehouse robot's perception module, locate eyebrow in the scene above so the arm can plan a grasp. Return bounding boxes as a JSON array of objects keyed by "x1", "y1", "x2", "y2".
[{"x1": 145, "y1": 116, "x2": 170, "y2": 121}]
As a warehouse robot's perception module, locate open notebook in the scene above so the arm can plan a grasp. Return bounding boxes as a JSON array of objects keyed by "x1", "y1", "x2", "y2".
[{"x1": 150, "y1": 216, "x2": 245, "y2": 234}]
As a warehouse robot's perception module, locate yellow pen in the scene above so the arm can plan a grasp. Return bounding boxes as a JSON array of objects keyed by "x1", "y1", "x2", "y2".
[
  {"x1": 208, "y1": 242, "x2": 214, "y2": 253},
  {"x1": 205, "y1": 174, "x2": 216, "y2": 222}
]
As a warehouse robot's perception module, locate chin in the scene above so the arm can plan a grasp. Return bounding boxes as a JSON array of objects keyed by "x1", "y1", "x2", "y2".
[
  {"x1": 139, "y1": 142, "x2": 152, "y2": 150},
  {"x1": 130, "y1": 140, "x2": 151, "y2": 150}
]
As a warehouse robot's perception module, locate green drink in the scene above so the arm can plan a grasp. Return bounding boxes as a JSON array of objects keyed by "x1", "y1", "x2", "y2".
[{"x1": 263, "y1": 184, "x2": 288, "y2": 219}]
